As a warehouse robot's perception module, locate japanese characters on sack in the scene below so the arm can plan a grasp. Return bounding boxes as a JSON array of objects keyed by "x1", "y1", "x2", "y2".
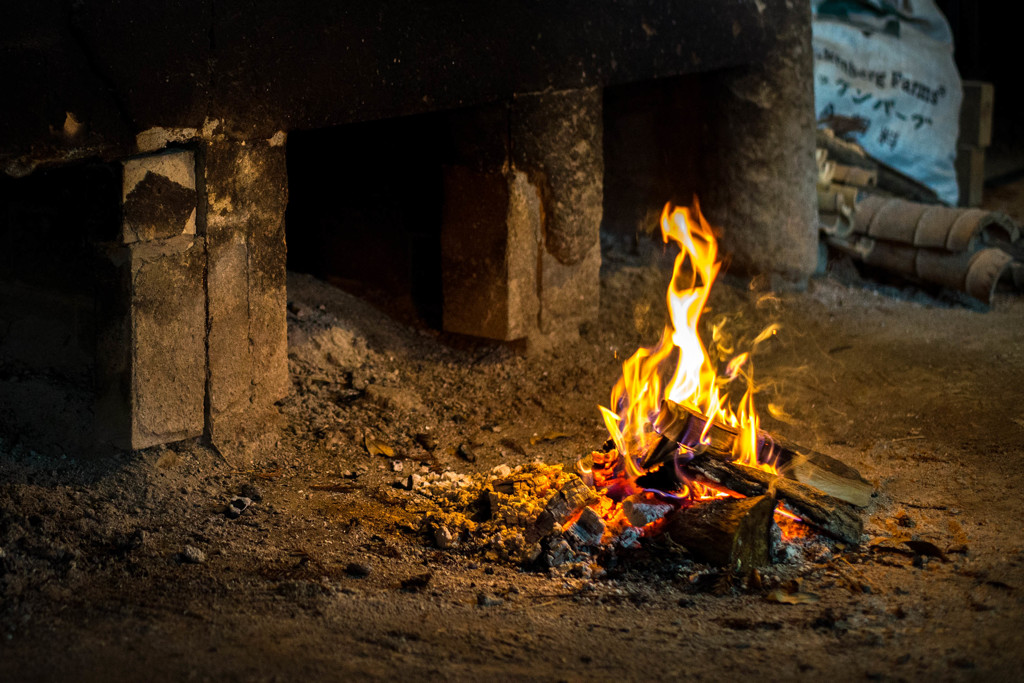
[{"x1": 811, "y1": 0, "x2": 962, "y2": 205}]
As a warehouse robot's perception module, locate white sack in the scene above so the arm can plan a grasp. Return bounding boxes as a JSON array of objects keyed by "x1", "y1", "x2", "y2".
[{"x1": 812, "y1": 0, "x2": 962, "y2": 204}]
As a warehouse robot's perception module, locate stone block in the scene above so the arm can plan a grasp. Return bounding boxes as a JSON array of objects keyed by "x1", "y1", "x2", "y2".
[
  {"x1": 511, "y1": 87, "x2": 603, "y2": 267},
  {"x1": 536, "y1": 242, "x2": 600, "y2": 342},
  {"x1": 96, "y1": 151, "x2": 207, "y2": 449},
  {"x1": 122, "y1": 149, "x2": 197, "y2": 243},
  {"x1": 203, "y1": 137, "x2": 289, "y2": 443},
  {"x1": 126, "y1": 235, "x2": 206, "y2": 448},
  {"x1": 441, "y1": 166, "x2": 540, "y2": 341},
  {"x1": 440, "y1": 90, "x2": 603, "y2": 345}
]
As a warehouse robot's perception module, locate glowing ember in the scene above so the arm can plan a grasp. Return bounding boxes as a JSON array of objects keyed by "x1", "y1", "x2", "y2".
[{"x1": 590, "y1": 200, "x2": 778, "y2": 504}]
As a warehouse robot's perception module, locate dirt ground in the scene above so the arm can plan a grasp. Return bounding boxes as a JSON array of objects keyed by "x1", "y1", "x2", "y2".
[{"x1": 3, "y1": 185, "x2": 1024, "y2": 682}]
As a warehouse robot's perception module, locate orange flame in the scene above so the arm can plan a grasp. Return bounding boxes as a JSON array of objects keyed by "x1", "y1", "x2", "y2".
[{"x1": 599, "y1": 201, "x2": 772, "y2": 489}]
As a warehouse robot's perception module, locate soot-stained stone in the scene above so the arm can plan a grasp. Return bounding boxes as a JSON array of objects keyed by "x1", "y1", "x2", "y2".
[
  {"x1": 511, "y1": 88, "x2": 603, "y2": 268},
  {"x1": 122, "y1": 173, "x2": 196, "y2": 243}
]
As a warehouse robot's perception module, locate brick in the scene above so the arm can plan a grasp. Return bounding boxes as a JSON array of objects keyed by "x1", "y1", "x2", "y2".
[
  {"x1": 510, "y1": 88, "x2": 603, "y2": 267},
  {"x1": 536, "y1": 242, "x2": 600, "y2": 342},
  {"x1": 698, "y1": 3, "x2": 818, "y2": 284}
]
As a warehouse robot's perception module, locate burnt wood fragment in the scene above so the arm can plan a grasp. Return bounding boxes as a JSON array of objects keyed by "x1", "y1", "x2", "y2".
[
  {"x1": 528, "y1": 475, "x2": 596, "y2": 542},
  {"x1": 664, "y1": 494, "x2": 776, "y2": 571}
]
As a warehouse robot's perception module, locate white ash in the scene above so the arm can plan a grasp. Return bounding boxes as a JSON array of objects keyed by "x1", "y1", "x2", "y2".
[
  {"x1": 616, "y1": 526, "x2": 642, "y2": 549},
  {"x1": 491, "y1": 464, "x2": 512, "y2": 478},
  {"x1": 622, "y1": 497, "x2": 674, "y2": 528},
  {"x1": 565, "y1": 507, "x2": 605, "y2": 547},
  {"x1": 545, "y1": 538, "x2": 576, "y2": 567}
]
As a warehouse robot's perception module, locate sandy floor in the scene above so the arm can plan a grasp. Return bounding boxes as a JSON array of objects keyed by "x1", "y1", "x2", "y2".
[{"x1": 2, "y1": 185, "x2": 1024, "y2": 681}]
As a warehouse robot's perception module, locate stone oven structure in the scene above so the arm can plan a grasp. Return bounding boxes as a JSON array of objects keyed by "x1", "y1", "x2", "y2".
[{"x1": 0, "y1": 1, "x2": 817, "y2": 450}]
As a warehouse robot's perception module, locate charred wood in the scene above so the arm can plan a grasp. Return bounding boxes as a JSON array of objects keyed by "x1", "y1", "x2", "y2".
[
  {"x1": 664, "y1": 494, "x2": 776, "y2": 570},
  {"x1": 528, "y1": 474, "x2": 596, "y2": 542},
  {"x1": 682, "y1": 455, "x2": 863, "y2": 546},
  {"x1": 650, "y1": 400, "x2": 873, "y2": 507}
]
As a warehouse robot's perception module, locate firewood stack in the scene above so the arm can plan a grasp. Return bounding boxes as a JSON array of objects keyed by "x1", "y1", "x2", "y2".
[{"x1": 816, "y1": 128, "x2": 1024, "y2": 303}]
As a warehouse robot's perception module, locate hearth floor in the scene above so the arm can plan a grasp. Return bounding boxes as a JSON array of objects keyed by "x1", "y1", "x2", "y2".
[{"x1": 3, "y1": 186, "x2": 1024, "y2": 681}]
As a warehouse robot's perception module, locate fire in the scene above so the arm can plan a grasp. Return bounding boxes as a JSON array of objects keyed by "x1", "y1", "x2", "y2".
[{"x1": 596, "y1": 201, "x2": 775, "y2": 498}]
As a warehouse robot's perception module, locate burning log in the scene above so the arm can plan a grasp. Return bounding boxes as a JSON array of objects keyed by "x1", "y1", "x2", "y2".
[
  {"x1": 680, "y1": 455, "x2": 863, "y2": 546},
  {"x1": 585, "y1": 203, "x2": 866, "y2": 563},
  {"x1": 664, "y1": 494, "x2": 776, "y2": 571},
  {"x1": 649, "y1": 400, "x2": 873, "y2": 507}
]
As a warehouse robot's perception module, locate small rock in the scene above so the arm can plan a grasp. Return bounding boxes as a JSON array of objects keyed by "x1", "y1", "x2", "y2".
[
  {"x1": 414, "y1": 433, "x2": 438, "y2": 451},
  {"x1": 239, "y1": 482, "x2": 263, "y2": 503},
  {"x1": 180, "y1": 545, "x2": 206, "y2": 564},
  {"x1": 344, "y1": 562, "x2": 371, "y2": 578},
  {"x1": 457, "y1": 443, "x2": 477, "y2": 463},
  {"x1": 391, "y1": 460, "x2": 404, "y2": 473},
  {"x1": 477, "y1": 592, "x2": 503, "y2": 607},
  {"x1": 434, "y1": 525, "x2": 457, "y2": 549},
  {"x1": 225, "y1": 496, "x2": 252, "y2": 519},
  {"x1": 401, "y1": 572, "x2": 433, "y2": 592}
]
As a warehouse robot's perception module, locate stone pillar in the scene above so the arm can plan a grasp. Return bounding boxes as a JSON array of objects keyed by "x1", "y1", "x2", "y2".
[
  {"x1": 202, "y1": 134, "x2": 289, "y2": 446},
  {"x1": 698, "y1": 3, "x2": 819, "y2": 285},
  {"x1": 441, "y1": 166, "x2": 541, "y2": 341},
  {"x1": 97, "y1": 149, "x2": 206, "y2": 449},
  {"x1": 440, "y1": 88, "x2": 603, "y2": 346},
  {"x1": 511, "y1": 88, "x2": 603, "y2": 342}
]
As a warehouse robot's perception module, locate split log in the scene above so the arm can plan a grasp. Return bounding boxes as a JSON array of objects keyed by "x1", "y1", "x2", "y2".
[
  {"x1": 770, "y1": 436, "x2": 873, "y2": 509},
  {"x1": 816, "y1": 128, "x2": 939, "y2": 203},
  {"x1": 648, "y1": 401, "x2": 873, "y2": 507},
  {"x1": 830, "y1": 162, "x2": 877, "y2": 188},
  {"x1": 682, "y1": 455, "x2": 863, "y2": 546},
  {"x1": 664, "y1": 494, "x2": 776, "y2": 571}
]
